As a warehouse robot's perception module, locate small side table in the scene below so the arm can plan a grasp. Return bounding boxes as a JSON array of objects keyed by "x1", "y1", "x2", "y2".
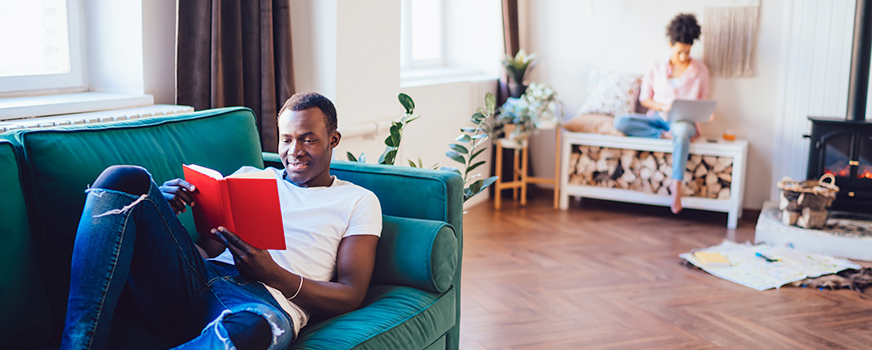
[{"x1": 493, "y1": 129, "x2": 561, "y2": 210}]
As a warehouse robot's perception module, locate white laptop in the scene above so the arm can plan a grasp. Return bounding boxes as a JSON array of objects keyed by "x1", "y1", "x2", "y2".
[{"x1": 667, "y1": 99, "x2": 716, "y2": 124}]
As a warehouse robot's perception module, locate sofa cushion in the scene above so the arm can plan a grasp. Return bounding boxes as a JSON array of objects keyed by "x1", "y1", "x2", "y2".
[
  {"x1": 578, "y1": 69, "x2": 643, "y2": 117},
  {"x1": 372, "y1": 216, "x2": 457, "y2": 293},
  {"x1": 10, "y1": 107, "x2": 265, "y2": 330},
  {"x1": 291, "y1": 285, "x2": 456, "y2": 350},
  {"x1": 0, "y1": 140, "x2": 54, "y2": 349}
]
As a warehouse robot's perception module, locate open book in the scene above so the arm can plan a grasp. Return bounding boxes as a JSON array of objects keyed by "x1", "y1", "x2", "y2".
[{"x1": 182, "y1": 164, "x2": 286, "y2": 250}]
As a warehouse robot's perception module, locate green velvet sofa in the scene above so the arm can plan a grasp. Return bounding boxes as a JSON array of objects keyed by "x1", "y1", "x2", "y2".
[{"x1": 0, "y1": 107, "x2": 463, "y2": 350}]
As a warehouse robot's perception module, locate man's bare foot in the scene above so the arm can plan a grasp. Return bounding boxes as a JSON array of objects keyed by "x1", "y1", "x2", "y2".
[
  {"x1": 671, "y1": 181, "x2": 683, "y2": 214},
  {"x1": 661, "y1": 131, "x2": 673, "y2": 139}
]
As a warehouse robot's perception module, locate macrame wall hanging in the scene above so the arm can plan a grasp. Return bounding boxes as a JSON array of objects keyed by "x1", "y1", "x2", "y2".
[{"x1": 703, "y1": 0, "x2": 761, "y2": 77}]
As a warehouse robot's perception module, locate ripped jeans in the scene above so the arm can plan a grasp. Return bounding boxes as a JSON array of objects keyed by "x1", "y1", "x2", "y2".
[{"x1": 61, "y1": 171, "x2": 293, "y2": 350}]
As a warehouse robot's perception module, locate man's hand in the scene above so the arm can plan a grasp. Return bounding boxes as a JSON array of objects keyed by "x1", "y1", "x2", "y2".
[
  {"x1": 212, "y1": 227, "x2": 283, "y2": 283},
  {"x1": 159, "y1": 179, "x2": 196, "y2": 215}
]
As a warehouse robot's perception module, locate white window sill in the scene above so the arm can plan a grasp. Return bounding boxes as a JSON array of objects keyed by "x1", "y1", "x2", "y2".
[
  {"x1": 400, "y1": 67, "x2": 497, "y2": 88},
  {"x1": 0, "y1": 92, "x2": 154, "y2": 121}
]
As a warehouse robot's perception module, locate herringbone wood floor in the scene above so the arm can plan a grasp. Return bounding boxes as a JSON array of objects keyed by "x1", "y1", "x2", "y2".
[{"x1": 459, "y1": 193, "x2": 872, "y2": 350}]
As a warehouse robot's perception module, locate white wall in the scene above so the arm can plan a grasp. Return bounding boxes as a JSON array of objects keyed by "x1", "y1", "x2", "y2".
[
  {"x1": 290, "y1": 0, "x2": 498, "y2": 208},
  {"x1": 527, "y1": 0, "x2": 785, "y2": 210},
  {"x1": 141, "y1": 0, "x2": 176, "y2": 105},
  {"x1": 83, "y1": 0, "x2": 145, "y2": 95}
]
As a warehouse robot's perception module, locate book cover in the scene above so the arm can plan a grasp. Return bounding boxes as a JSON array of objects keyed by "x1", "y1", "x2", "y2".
[
  {"x1": 182, "y1": 164, "x2": 286, "y2": 250},
  {"x1": 693, "y1": 251, "x2": 731, "y2": 267}
]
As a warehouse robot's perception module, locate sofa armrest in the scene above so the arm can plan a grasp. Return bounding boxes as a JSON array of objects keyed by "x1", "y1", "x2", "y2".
[
  {"x1": 263, "y1": 152, "x2": 282, "y2": 168},
  {"x1": 371, "y1": 215, "x2": 457, "y2": 293}
]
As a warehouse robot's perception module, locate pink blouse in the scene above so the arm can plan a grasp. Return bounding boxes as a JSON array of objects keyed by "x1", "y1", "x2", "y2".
[{"x1": 639, "y1": 58, "x2": 710, "y2": 118}]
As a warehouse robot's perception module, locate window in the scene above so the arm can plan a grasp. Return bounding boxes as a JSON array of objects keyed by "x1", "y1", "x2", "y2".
[
  {"x1": 0, "y1": 0, "x2": 84, "y2": 94},
  {"x1": 400, "y1": 0, "x2": 444, "y2": 69}
]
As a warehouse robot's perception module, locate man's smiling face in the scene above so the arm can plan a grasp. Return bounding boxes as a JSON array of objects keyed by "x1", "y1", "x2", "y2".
[{"x1": 278, "y1": 107, "x2": 340, "y2": 188}]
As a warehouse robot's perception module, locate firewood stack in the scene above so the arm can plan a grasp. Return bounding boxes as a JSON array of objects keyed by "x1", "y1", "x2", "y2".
[
  {"x1": 567, "y1": 146, "x2": 733, "y2": 199},
  {"x1": 777, "y1": 174, "x2": 839, "y2": 229}
]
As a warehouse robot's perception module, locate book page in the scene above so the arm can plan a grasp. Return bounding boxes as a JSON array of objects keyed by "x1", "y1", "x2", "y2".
[
  {"x1": 184, "y1": 164, "x2": 224, "y2": 180},
  {"x1": 227, "y1": 170, "x2": 276, "y2": 179}
]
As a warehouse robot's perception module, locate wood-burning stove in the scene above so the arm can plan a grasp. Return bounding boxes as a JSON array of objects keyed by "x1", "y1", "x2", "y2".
[{"x1": 807, "y1": 117, "x2": 872, "y2": 211}]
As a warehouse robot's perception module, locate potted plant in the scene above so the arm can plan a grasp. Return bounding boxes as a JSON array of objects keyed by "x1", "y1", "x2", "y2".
[
  {"x1": 493, "y1": 83, "x2": 563, "y2": 147},
  {"x1": 502, "y1": 49, "x2": 538, "y2": 98}
]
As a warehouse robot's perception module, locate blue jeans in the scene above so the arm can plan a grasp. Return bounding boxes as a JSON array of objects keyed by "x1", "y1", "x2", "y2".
[
  {"x1": 613, "y1": 113, "x2": 696, "y2": 181},
  {"x1": 61, "y1": 169, "x2": 293, "y2": 350}
]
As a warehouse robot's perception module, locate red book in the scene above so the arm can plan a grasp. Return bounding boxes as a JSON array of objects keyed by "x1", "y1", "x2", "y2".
[{"x1": 182, "y1": 164, "x2": 286, "y2": 250}]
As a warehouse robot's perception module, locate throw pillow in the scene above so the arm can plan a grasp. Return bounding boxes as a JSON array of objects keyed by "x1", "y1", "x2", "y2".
[
  {"x1": 562, "y1": 114, "x2": 624, "y2": 136},
  {"x1": 577, "y1": 69, "x2": 643, "y2": 117}
]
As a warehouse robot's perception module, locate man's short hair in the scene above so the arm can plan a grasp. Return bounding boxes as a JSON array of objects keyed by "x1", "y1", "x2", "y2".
[{"x1": 278, "y1": 92, "x2": 338, "y2": 134}]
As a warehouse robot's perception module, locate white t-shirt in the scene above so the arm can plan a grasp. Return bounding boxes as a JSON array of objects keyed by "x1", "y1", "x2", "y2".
[{"x1": 209, "y1": 166, "x2": 382, "y2": 336}]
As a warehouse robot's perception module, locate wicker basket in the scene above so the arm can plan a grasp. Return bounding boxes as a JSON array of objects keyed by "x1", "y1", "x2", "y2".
[{"x1": 777, "y1": 174, "x2": 839, "y2": 229}]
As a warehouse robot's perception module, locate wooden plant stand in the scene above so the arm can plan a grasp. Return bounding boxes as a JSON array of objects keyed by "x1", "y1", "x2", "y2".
[{"x1": 493, "y1": 130, "x2": 562, "y2": 210}]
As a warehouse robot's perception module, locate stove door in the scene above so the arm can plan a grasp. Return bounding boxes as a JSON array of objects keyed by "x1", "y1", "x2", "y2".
[
  {"x1": 820, "y1": 131, "x2": 854, "y2": 180},
  {"x1": 857, "y1": 133, "x2": 872, "y2": 185}
]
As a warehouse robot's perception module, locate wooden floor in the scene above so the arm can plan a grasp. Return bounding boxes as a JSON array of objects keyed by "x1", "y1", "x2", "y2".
[{"x1": 459, "y1": 192, "x2": 872, "y2": 350}]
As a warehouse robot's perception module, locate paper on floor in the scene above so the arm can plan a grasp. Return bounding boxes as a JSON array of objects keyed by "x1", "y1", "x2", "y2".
[{"x1": 680, "y1": 240, "x2": 861, "y2": 291}]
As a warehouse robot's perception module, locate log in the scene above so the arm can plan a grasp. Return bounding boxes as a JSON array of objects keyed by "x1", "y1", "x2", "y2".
[
  {"x1": 596, "y1": 158, "x2": 608, "y2": 172},
  {"x1": 650, "y1": 179, "x2": 661, "y2": 193},
  {"x1": 642, "y1": 179, "x2": 654, "y2": 194},
  {"x1": 717, "y1": 173, "x2": 731, "y2": 182},
  {"x1": 684, "y1": 170, "x2": 693, "y2": 181},
  {"x1": 601, "y1": 148, "x2": 621, "y2": 160},
  {"x1": 707, "y1": 183, "x2": 721, "y2": 198},
  {"x1": 640, "y1": 167, "x2": 653, "y2": 180},
  {"x1": 705, "y1": 172, "x2": 719, "y2": 186},
  {"x1": 653, "y1": 152, "x2": 665, "y2": 165},
  {"x1": 583, "y1": 161, "x2": 596, "y2": 176},
  {"x1": 694, "y1": 164, "x2": 708, "y2": 178},
  {"x1": 797, "y1": 207, "x2": 828, "y2": 229},
  {"x1": 703, "y1": 156, "x2": 718, "y2": 168},
  {"x1": 606, "y1": 179, "x2": 617, "y2": 188},
  {"x1": 621, "y1": 156, "x2": 634, "y2": 172},
  {"x1": 680, "y1": 183, "x2": 695, "y2": 196},
  {"x1": 656, "y1": 185, "x2": 670, "y2": 196},
  {"x1": 690, "y1": 154, "x2": 702, "y2": 167},
  {"x1": 665, "y1": 153, "x2": 672, "y2": 165},
  {"x1": 638, "y1": 151, "x2": 651, "y2": 161},
  {"x1": 616, "y1": 178, "x2": 629, "y2": 189},
  {"x1": 643, "y1": 155, "x2": 658, "y2": 170},
  {"x1": 651, "y1": 169, "x2": 665, "y2": 183},
  {"x1": 662, "y1": 177, "x2": 673, "y2": 189},
  {"x1": 606, "y1": 159, "x2": 619, "y2": 176},
  {"x1": 660, "y1": 164, "x2": 672, "y2": 178},
  {"x1": 569, "y1": 153, "x2": 580, "y2": 170},
  {"x1": 576, "y1": 154, "x2": 592, "y2": 174},
  {"x1": 718, "y1": 188, "x2": 730, "y2": 200},
  {"x1": 621, "y1": 171, "x2": 637, "y2": 183},
  {"x1": 782, "y1": 209, "x2": 800, "y2": 226},
  {"x1": 630, "y1": 158, "x2": 642, "y2": 172},
  {"x1": 699, "y1": 184, "x2": 708, "y2": 198}
]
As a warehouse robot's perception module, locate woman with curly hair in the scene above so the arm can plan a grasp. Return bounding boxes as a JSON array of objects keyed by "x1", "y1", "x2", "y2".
[{"x1": 613, "y1": 13, "x2": 711, "y2": 214}]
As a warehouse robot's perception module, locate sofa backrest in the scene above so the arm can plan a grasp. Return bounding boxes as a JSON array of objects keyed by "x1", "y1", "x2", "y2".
[
  {"x1": 0, "y1": 140, "x2": 54, "y2": 349},
  {"x1": 8, "y1": 107, "x2": 265, "y2": 332}
]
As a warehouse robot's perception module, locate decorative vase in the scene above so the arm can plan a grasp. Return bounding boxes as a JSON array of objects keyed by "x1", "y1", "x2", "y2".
[{"x1": 508, "y1": 82, "x2": 527, "y2": 98}]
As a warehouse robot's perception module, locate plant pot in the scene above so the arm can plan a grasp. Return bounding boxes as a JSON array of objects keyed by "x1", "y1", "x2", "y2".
[{"x1": 508, "y1": 82, "x2": 527, "y2": 98}]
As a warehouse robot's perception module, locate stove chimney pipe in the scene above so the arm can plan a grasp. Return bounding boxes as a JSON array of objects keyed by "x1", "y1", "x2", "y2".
[{"x1": 847, "y1": 0, "x2": 871, "y2": 121}]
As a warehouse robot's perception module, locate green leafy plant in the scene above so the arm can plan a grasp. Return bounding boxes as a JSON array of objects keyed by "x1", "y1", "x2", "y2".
[
  {"x1": 346, "y1": 93, "x2": 420, "y2": 165},
  {"x1": 439, "y1": 92, "x2": 500, "y2": 202},
  {"x1": 502, "y1": 49, "x2": 538, "y2": 84},
  {"x1": 494, "y1": 83, "x2": 563, "y2": 143}
]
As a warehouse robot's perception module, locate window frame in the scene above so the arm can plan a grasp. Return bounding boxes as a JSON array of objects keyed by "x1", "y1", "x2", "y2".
[
  {"x1": 400, "y1": 0, "x2": 446, "y2": 70},
  {"x1": 0, "y1": 0, "x2": 86, "y2": 94}
]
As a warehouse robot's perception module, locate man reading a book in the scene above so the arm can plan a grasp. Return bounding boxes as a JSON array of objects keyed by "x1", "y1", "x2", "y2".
[{"x1": 61, "y1": 92, "x2": 382, "y2": 350}]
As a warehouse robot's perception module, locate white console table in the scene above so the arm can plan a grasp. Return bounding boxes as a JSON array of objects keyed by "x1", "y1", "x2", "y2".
[{"x1": 559, "y1": 131, "x2": 749, "y2": 229}]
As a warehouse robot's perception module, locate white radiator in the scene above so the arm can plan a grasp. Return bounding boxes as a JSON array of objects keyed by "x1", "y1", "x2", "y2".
[{"x1": 0, "y1": 104, "x2": 194, "y2": 133}]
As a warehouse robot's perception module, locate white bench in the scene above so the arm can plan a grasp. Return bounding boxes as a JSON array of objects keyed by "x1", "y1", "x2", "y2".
[{"x1": 558, "y1": 131, "x2": 749, "y2": 229}]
